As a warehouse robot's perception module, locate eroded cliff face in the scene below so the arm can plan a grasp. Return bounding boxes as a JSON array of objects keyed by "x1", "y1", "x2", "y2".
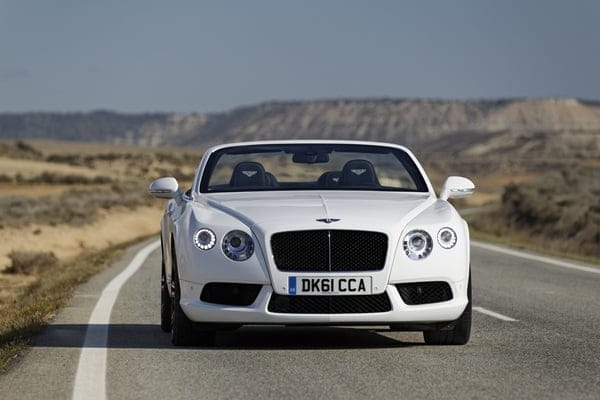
[
  {"x1": 2, "y1": 98, "x2": 600, "y2": 156},
  {"x1": 149, "y1": 98, "x2": 600, "y2": 150}
]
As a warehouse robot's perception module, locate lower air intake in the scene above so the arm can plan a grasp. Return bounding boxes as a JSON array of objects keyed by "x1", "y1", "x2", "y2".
[
  {"x1": 268, "y1": 293, "x2": 392, "y2": 314},
  {"x1": 200, "y1": 283, "x2": 262, "y2": 306}
]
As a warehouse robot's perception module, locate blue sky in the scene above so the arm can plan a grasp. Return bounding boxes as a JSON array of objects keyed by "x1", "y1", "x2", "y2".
[{"x1": 1, "y1": 0, "x2": 599, "y2": 112}]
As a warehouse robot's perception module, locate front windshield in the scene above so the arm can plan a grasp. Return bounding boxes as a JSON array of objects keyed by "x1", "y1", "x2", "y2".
[{"x1": 200, "y1": 144, "x2": 428, "y2": 193}]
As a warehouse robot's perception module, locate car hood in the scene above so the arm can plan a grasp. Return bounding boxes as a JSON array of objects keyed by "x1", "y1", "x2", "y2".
[{"x1": 204, "y1": 191, "x2": 435, "y2": 234}]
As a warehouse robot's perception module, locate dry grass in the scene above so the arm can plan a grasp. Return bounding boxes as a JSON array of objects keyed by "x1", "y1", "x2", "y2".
[
  {"x1": 0, "y1": 141, "x2": 190, "y2": 275},
  {"x1": 0, "y1": 140, "x2": 184, "y2": 292},
  {"x1": 468, "y1": 225, "x2": 599, "y2": 265},
  {"x1": 0, "y1": 183, "x2": 155, "y2": 228},
  {"x1": 0, "y1": 237, "x2": 151, "y2": 371},
  {"x1": 0, "y1": 157, "x2": 100, "y2": 180},
  {"x1": 0, "y1": 183, "x2": 102, "y2": 198},
  {"x1": 0, "y1": 274, "x2": 37, "y2": 306},
  {"x1": 0, "y1": 206, "x2": 162, "y2": 270}
]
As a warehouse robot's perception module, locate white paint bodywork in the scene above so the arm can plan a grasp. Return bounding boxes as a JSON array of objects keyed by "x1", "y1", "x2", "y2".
[{"x1": 158, "y1": 140, "x2": 471, "y2": 325}]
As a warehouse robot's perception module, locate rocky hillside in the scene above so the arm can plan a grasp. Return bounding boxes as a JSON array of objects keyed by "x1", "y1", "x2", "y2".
[
  {"x1": 1, "y1": 98, "x2": 599, "y2": 158},
  {"x1": 0, "y1": 111, "x2": 170, "y2": 145}
]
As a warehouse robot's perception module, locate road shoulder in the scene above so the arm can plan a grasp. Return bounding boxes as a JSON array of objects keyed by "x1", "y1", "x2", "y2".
[{"x1": 0, "y1": 238, "x2": 159, "y2": 400}]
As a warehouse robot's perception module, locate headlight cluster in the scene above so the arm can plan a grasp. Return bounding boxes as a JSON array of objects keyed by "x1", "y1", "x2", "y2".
[
  {"x1": 193, "y1": 228, "x2": 255, "y2": 261},
  {"x1": 403, "y1": 230, "x2": 433, "y2": 260},
  {"x1": 193, "y1": 228, "x2": 216, "y2": 250},
  {"x1": 437, "y1": 227, "x2": 457, "y2": 249},
  {"x1": 222, "y1": 230, "x2": 254, "y2": 261},
  {"x1": 403, "y1": 227, "x2": 457, "y2": 260}
]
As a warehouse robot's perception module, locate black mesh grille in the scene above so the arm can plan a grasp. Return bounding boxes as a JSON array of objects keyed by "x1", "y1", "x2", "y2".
[
  {"x1": 272, "y1": 230, "x2": 329, "y2": 272},
  {"x1": 271, "y1": 230, "x2": 388, "y2": 272},
  {"x1": 268, "y1": 293, "x2": 392, "y2": 314},
  {"x1": 395, "y1": 282, "x2": 453, "y2": 305},
  {"x1": 200, "y1": 283, "x2": 262, "y2": 306}
]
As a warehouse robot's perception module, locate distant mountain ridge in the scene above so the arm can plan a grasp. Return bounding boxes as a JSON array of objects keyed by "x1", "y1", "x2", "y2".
[{"x1": 1, "y1": 98, "x2": 599, "y2": 157}]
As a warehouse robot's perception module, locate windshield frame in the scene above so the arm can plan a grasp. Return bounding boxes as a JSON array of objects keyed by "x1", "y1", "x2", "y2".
[{"x1": 196, "y1": 142, "x2": 431, "y2": 194}]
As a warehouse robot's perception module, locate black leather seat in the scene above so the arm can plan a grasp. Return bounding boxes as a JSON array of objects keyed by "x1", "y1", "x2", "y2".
[
  {"x1": 341, "y1": 159, "x2": 380, "y2": 186},
  {"x1": 317, "y1": 171, "x2": 342, "y2": 186},
  {"x1": 230, "y1": 162, "x2": 267, "y2": 187},
  {"x1": 265, "y1": 172, "x2": 279, "y2": 187}
]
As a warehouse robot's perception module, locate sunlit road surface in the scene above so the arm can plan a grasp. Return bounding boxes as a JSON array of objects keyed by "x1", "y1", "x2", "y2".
[{"x1": 1, "y1": 238, "x2": 599, "y2": 399}]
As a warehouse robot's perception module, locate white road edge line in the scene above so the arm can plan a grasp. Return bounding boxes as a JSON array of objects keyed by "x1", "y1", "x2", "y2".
[
  {"x1": 72, "y1": 240, "x2": 161, "y2": 400},
  {"x1": 471, "y1": 241, "x2": 599, "y2": 275},
  {"x1": 473, "y1": 306, "x2": 518, "y2": 322}
]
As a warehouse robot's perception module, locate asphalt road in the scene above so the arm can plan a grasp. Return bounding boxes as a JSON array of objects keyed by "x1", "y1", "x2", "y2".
[{"x1": 1, "y1": 238, "x2": 599, "y2": 399}]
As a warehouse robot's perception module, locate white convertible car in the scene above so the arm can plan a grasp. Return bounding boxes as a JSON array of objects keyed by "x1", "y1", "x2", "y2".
[{"x1": 149, "y1": 140, "x2": 475, "y2": 346}]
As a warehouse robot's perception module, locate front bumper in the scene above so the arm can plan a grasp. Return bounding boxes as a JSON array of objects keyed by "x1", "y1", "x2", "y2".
[{"x1": 179, "y1": 281, "x2": 468, "y2": 325}]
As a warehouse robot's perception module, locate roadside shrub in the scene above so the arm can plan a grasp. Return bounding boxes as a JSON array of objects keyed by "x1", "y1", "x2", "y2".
[
  {"x1": 92, "y1": 176, "x2": 112, "y2": 184},
  {"x1": 0, "y1": 182, "x2": 154, "y2": 227},
  {"x1": 45, "y1": 154, "x2": 84, "y2": 166},
  {"x1": 473, "y1": 167, "x2": 599, "y2": 258},
  {"x1": 0, "y1": 174, "x2": 12, "y2": 183},
  {"x1": 5, "y1": 251, "x2": 58, "y2": 275},
  {"x1": 22, "y1": 172, "x2": 112, "y2": 185},
  {"x1": 0, "y1": 141, "x2": 43, "y2": 160}
]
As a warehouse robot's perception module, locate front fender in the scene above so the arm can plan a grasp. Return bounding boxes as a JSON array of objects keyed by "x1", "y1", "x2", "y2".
[
  {"x1": 388, "y1": 200, "x2": 470, "y2": 297},
  {"x1": 172, "y1": 204, "x2": 271, "y2": 287}
]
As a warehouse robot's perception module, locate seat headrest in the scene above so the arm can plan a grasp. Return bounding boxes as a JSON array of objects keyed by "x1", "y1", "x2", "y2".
[
  {"x1": 265, "y1": 172, "x2": 279, "y2": 187},
  {"x1": 317, "y1": 171, "x2": 342, "y2": 185},
  {"x1": 341, "y1": 159, "x2": 379, "y2": 186},
  {"x1": 230, "y1": 162, "x2": 267, "y2": 187}
]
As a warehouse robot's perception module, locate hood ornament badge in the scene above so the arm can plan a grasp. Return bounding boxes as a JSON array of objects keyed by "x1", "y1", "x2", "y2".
[{"x1": 316, "y1": 218, "x2": 341, "y2": 224}]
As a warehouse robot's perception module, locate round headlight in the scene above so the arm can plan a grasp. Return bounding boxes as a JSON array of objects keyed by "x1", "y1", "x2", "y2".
[
  {"x1": 437, "y1": 227, "x2": 457, "y2": 249},
  {"x1": 222, "y1": 230, "x2": 254, "y2": 261},
  {"x1": 403, "y1": 230, "x2": 433, "y2": 260},
  {"x1": 193, "y1": 228, "x2": 216, "y2": 250}
]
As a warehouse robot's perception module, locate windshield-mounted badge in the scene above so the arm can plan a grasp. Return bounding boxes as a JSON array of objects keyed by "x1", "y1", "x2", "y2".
[
  {"x1": 316, "y1": 218, "x2": 341, "y2": 224},
  {"x1": 242, "y1": 170, "x2": 258, "y2": 177},
  {"x1": 351, "y1": 169, "x2": 366, "y2": 175}
]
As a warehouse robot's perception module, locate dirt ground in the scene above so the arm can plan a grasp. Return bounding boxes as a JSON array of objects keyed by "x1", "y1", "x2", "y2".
[{"x1": 0, "y1": 205, "x2": 163, "y2": 271}]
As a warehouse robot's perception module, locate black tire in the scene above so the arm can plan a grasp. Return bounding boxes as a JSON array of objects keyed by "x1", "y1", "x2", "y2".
[
  {"x1": 423, "y1": 274, "x2": 472, "y2": 345},
  {"x1": 160, "y1": 258, "x2": 171, "y2": 332},
  {"x1": 196, "y1": 329, "x2": 217, "y2": 346},
  {"x1": 170, "y1": 247, "x2": 216, "y2": 346},
  {"x1": 170, "y1": 249, "x2": 197, "y2": 346}
]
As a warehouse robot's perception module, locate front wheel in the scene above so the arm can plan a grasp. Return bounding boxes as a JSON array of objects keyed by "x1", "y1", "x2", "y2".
[
  {"x1": 160, "y1": 260, "x2": 171, "y2": 332},
  {"x1": 170, "y1": 248, "x2": 216, "y2": 346},
  {"x1": 170, "y1": 250, "x2": 197, "y2": 346},
  {"x1": 423, "y1": 274, "x2": 472, "y2": 345}
]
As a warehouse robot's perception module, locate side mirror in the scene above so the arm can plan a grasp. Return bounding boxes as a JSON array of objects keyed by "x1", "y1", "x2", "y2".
[
  {"x1": 440, "y1": 176, "x2": 475, "y2": 201},
  {"x1": 148, "y1": 177, "x2": 179, "y2": 199}
]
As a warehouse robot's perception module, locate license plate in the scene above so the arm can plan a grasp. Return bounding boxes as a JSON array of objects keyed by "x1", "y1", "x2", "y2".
[{"x1": 288, "y1": 276, "x2": 372, "y2": 295}]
